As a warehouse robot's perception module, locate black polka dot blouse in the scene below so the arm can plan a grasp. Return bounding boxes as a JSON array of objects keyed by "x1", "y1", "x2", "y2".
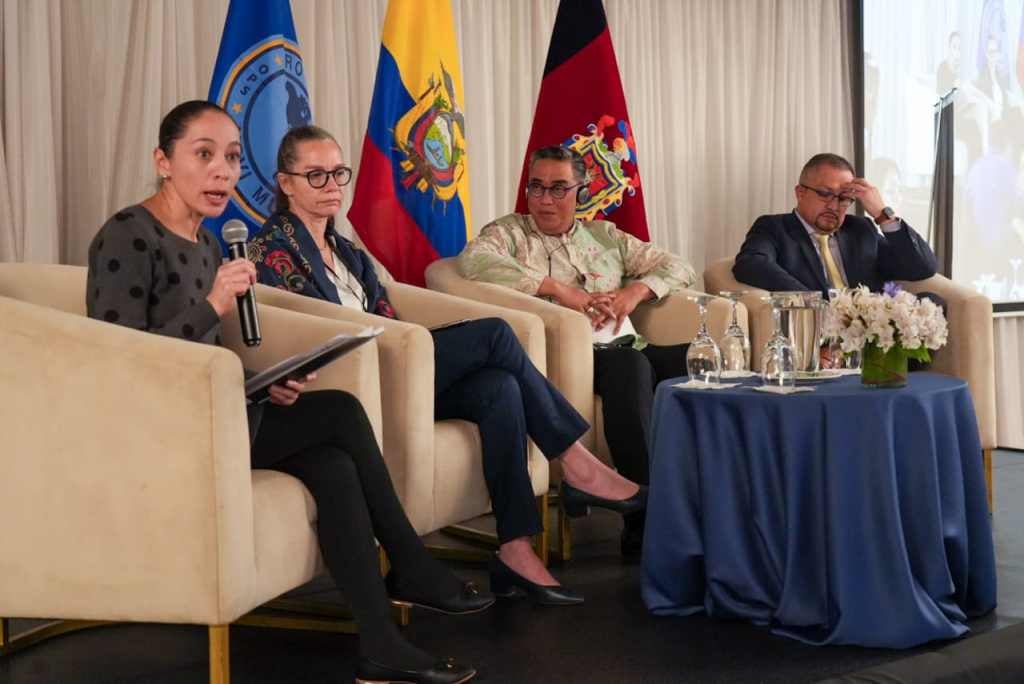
[{"x1": 86, "y1": 205, "x2": 225, "y2": 345}]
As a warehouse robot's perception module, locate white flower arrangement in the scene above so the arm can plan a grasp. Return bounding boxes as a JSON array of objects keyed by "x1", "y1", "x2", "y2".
[{"x1": 822, "y1": 284, "x2": 948, "y2": 361}]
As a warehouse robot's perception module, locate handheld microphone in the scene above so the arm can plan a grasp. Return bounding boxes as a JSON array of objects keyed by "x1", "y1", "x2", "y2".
[{"x1": 220, "y1": 219, "x2": 261, "y2": 347}]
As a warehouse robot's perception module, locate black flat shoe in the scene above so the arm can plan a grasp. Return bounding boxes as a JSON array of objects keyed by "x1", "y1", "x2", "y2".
[
  {"x1": 488, "y1": 553, "x2": 584, "y2": 606},
  {"x1": 559, "y1": 481, "x2": 648, "y2": 518},
  {"x1": 355, "y1": 656, "x2": 475, "y2": 684},
  {"x1": 385, "y1": 574, "x2": 495, "y2": 615}
]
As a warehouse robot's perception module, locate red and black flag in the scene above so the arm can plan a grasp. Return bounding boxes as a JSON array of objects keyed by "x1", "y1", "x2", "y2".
[{"x1": 515, "y1": 0, "x2": 649, "y2": 241}]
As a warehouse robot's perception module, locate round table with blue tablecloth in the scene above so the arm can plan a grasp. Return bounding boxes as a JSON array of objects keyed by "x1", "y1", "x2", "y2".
[{"x1": 640, "y1": 372, "x2": 996, "y2": 648}]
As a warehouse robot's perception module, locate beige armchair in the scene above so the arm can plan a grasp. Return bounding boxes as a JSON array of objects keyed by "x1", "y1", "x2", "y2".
[
  {"x1": 425, "y1": 257, "x2": 746, "y2": 558},
  {"x1": 703, "y1": 257, "x2": 997, "y2": 506},
  {"x1": 0, "y1": 263, "x2": 384, "y2": 683},
  {"x1": 253, "y1": 281, "x2": 553, "y2": 561}
]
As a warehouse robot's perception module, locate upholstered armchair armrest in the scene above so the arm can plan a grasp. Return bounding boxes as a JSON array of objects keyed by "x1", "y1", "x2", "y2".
[
  {"x1": 897, "y1": 275, "x2": 996, "y2": 448},
  {"x1": 386, "y1": 282, "x2": 547, "y2": 372},
  {"x1": 0, "y1": 295, "x2": 254, "y2": 625},
  {"x1": 251, "y1": 285, "x2": 435, "y2": 530},
  {"x1": 632, "y1": 289, "x2": 747, "y2": 345},
  {"x1": 425, "y1": 257, "x2": 594, "y2": 425},
  {"x1": 221, "y1": 303, "x2": 383, "y2": 444}
]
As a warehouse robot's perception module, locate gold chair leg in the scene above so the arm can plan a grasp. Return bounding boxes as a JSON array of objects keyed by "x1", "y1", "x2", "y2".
[
  {"x1": 208, "y1": 625, "x2": 229, "y2": 684},
  {"x1": 558, "y1": 503, "x2": 573, "y2": 562},
  {"x1": 533, "y1": 492, "x2": 550, "y2": 566},
  {"x1": 376, "y1": 548, "x2": 410, "y2": 625},
  {"x1": 984, "y1": 448, "x2": 993, "y2": 513},
  {"x1": 0, "y1": 618, "x2": 110, "y2": 657},
  {"x1": 434, "y1": 494, "x2": 553, "y2": 567},
  {"x1": 426, "y1": 542, "x2": 497, "y2": 564}
]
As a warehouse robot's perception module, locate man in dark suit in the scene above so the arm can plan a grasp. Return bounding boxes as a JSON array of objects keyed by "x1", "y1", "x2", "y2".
[{"x1": 734, "y1": 153, "x2": 937, "y2": 295}]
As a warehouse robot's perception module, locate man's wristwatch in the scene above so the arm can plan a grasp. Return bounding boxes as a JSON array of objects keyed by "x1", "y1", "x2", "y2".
[{"x1": 873, "y1": 206, "x2": 897, "y2": 225}]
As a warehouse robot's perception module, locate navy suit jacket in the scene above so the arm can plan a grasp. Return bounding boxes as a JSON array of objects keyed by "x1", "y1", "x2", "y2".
[{"x1": 733, "y1": 212, "x2": 937, "y2": 295}]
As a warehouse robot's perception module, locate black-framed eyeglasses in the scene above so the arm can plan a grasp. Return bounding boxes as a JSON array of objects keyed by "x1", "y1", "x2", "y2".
[
  {"x1": 526, "y1": 181, "x2": 584, "y2": 200},
  {"x1": 280, "y1": 166, "x2": 352, "y2": 189},
  {"x1": 799, "y1": 184, "x2": 855, "y2": 208}
]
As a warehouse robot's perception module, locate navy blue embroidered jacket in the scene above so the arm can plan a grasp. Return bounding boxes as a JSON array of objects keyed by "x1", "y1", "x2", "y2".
[{"x1": 248, "y1": 211, "x2": 397, "y2": 319}]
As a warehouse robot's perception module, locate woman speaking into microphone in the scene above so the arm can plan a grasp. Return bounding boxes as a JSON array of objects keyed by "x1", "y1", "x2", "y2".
[{"x1": 86, "y1": 100, "x2": 484, "y2": 684}]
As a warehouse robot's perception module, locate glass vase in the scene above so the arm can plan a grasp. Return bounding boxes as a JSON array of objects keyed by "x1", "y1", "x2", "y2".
[{"x1": 861, "y1": 341, "x2": 908, "y2": 388}]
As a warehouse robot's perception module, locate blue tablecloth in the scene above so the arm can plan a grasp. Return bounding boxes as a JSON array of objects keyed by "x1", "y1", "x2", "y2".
[{"x1": 641, "y1": 373, "x2": 996, "y2": 648}]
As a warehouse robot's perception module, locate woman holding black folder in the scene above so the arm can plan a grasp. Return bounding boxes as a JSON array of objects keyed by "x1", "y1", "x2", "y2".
[
  {"x1": 86, "y1": 101, "x2": 484, "y2": 684},
  {"x1": 249, "y1": 125, "x2": 648, "y2": 602}
]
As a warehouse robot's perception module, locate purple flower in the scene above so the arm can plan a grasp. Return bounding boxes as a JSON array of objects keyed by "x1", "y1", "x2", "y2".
[{"x1": 883, "y1": 281, "x2": 902, "y2": 297}]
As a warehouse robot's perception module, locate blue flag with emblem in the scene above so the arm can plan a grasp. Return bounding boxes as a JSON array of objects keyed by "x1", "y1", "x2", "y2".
[{"x1": 207, "y1": 0, "x2": 311, "y2": 247}]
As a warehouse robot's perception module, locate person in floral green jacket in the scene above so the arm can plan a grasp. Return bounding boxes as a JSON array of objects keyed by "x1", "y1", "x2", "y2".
[{"x1": 458, "y1": 145, "x2": 697, "y2": 557}]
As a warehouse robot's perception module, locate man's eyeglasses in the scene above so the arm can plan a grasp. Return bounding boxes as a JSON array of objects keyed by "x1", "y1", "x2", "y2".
[
  {"x1": 280, "y1": 166, "x2": 353, "y2": 189},
  {"x1": 799, "y1": 184, "x2": 855, "y2": 208},
  {"x1": 525, "y1": 181, "x2": 584, "y2": 200}
]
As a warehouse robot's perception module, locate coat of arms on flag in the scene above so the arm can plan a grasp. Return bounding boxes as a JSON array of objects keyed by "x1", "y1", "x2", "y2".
[
  {"x1": 395, "y1": 63, "x2": 467, "y2": 203},
  {"x1": 564, "y1": 114, "x2": 641, "y2": 221}
]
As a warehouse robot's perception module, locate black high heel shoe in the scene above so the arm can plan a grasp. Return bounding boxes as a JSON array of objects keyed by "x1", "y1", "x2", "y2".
[
  {"x1": 488, "y1": 553, "x2": 584, "y2": 605},
  {"x1": 385, "y1": 573, "x2": 495, "y2": 615},
  {"x1": 355, "y1": 656, "x2": 475, "y2": 684},
  {"x1": 559, "y1": 480, "x2": 648, "y2": 518}
]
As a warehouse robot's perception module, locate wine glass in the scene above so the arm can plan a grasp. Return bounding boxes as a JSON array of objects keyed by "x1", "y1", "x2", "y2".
[
  {"x1": 718, "y1": 291, "x2": 751, "y2": 373},
  {"x1": 760, "y1": 295, "x2": 796, "y2": 388},
  {"x1": 686, "y1": 294, "x2": 722, "y2": 385}
]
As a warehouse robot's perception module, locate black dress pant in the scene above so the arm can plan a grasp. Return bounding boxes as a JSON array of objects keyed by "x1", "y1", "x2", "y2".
[
  {"x1": 432, "y1": 318, "x2": 589, "y2": 543},
  {"x1": 592, "y1": 343, "x2": 690, "y2": 486},
  {"x1": 250, "y1": 390, "x2": 446, "y2": 663}
]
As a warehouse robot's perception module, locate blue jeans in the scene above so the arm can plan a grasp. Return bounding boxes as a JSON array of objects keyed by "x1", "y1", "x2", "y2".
[{"x1": 432, "y1": 318, "x2": 588, "y2": 542}]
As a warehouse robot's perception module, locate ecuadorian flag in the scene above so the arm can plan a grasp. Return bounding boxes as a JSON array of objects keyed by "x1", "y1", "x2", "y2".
[{"x1": 348, "y1": 0, "x2": 471, "y2": 286}]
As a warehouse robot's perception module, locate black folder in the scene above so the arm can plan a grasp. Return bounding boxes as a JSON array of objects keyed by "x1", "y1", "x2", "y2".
[{"x1": 245, "y1": 327, "x2": 383, "y2": 405}]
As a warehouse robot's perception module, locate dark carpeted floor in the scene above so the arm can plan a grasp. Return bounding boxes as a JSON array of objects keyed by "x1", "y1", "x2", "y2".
[{"x1": 2, "y1": 450, "x2": 1022, "y2": 683}]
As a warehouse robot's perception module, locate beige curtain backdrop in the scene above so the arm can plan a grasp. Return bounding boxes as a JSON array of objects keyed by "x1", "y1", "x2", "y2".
[
  {"x1": 993, "y1": 316, "x2": 1024, "y2": 449},
  {"x1": 0, "y1": 0, "x2": 855, "y2": 272}
]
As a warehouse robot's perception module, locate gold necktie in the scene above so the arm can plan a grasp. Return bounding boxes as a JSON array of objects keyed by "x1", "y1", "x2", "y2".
[{"x1": 813, "y1": 233, "x2": 846, "y2": 289}]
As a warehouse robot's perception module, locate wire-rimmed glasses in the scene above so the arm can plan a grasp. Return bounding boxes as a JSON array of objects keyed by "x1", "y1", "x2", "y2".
[
  {"x1": 798, "y1": 184, "x2": 855, "y2": 209},
  {"x1": 717, "y1": 291, "x2": 751, "y2": 372},
  {"x1": 686, "y1": 294, "x2": 722, "y2": 385}
]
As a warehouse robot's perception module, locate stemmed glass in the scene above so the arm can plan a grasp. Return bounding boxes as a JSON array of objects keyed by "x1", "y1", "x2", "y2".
[
  {"x1": 823, "y1": 288, "x2": 860, "y2": 371},
  {"x1": 686, "y1": 294, "x2": 723, "y2": 385},
  {"x1": 718, "y1": 291, "x2": 751, "y2": 373},
  {"x1": 760, "y1": 294, "x2": 797, "y2": 388}
]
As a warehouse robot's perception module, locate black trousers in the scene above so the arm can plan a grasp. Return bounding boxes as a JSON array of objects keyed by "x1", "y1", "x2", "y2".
[
  {"x1": 250, "y1": 390, "x2": 443, "y2": 662},
  {"x1": 432, "y1": 318, "x2": 589, "y2": 543},
  {"x1": 592, "y1": 343, "x2": 690, "y2": 486}
]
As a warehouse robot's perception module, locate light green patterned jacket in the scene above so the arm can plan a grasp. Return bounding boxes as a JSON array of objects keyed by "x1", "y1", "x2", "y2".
[{"x1": 457, "y1": 213, "x2": 696, "y2": 299}]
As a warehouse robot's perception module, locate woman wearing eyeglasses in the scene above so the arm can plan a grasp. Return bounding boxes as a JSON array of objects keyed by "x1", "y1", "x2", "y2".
[
  {"x1": 250, "y1": 125, "x2": 646, "y2": 606},
  {"x1": 87, "y1": 101, "x2": 487, "y2": 684}
]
